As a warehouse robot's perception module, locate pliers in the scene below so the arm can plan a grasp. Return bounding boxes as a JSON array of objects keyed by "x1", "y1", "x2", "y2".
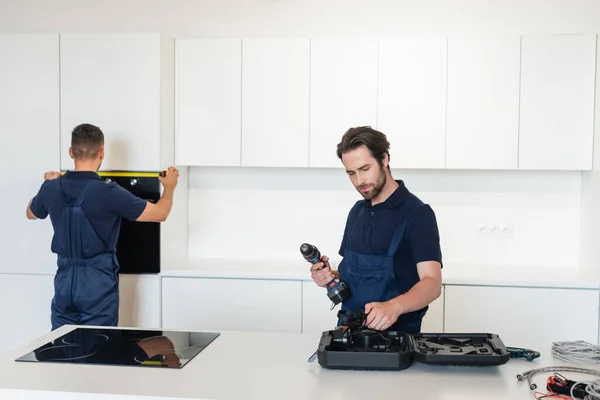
[{"x1": 507, "y1": 346, "x2": 540, "y2": 361}]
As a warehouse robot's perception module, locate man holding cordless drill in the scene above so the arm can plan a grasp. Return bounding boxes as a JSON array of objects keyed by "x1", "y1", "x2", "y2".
[
  {"x1": 310, "y1": 126, "x2": 443, "y2": 333},
  {"x1": 26, "y1": 123, "x2": 180, "y2": 330}
]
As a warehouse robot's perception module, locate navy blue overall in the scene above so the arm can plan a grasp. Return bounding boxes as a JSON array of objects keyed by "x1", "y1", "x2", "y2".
[
  {"x1": 338, "y1": 194, "x2": 425, "y2": 333},
  {"x1": 51, "y1": 178, "x2": 120, "y2": 330}
]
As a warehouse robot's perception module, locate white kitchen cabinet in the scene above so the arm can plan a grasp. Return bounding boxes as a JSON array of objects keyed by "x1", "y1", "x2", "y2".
[
  {"x1": 301, "y1": 281, "x2": 445, "y2": 334},
  {"x1": 60, "y1": 33, "x2": 174, "y2": 172},
  {"x1": 421, "y1": 286, "x2": 444, "y2": 333},
  {"x1": 241, "y1": 38, "x2": 310, "y2": 167},
  {"x1": 301, "y1": 281, "x2": 341, "y2": 334},
  {"x1": 446, "y1": 36, "x2": 521, "y2": 169},
  {"x1": 309, "y1": 37, "x2": 378, "y2": 168},
  {"x1": 0, "y1": 274, "x2": 54, "y2": 356},
  {"x1": 118, "y1": 274, "x2": 161, "y2": 329},
  {"x1": 162, "y1": 277, "x2": 302, "y2": 333},
  {"x1": 518, "y1": 34, "x2": 596, "y2": 170},
  {"x1": 175, "y1": 39, "x2": 242, "y2": 167},
  {"x1": 444, "y1": 285, "x2": 600, "y2": 347},
  {"x1": 378, "y1": 36, "x2": 447, "y2": 169},
  {"x1": 0, "y1": 34, "x2": 60, "y2": 274}
]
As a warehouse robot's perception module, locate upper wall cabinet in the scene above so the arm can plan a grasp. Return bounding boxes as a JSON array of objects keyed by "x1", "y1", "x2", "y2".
[
  {"x1": 378, "y1": 36, "x2": 447, "y2": 169},
  {"x1": 241, "y1": 38, "x2": 310, "y2": 167},
  {"x1": 175, "y1": 39, "x2": 242, "y2": 167},
  {"x1": 446, "y1": 36, "x2": 521, "y2": 169},
  {"x1": 172, "y1": 34, "x2": 597, "y2": 171},
  {"x1": 518, "y1": 34, "x2": 596, "y2": 170},
  {"x1": 60, "y1": 34, "x2": 174, "y2": 172},
  {"x1": 309, "y1": 37, "x2": 378, "y2": 168},
  {"x1": 0, "y1": 34, "x2": 60, "y2": 274}
]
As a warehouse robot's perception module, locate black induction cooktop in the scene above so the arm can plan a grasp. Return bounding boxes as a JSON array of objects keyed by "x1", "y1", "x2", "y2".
[{"x1": 15, "y1": 327, "x2": 220, "y2": 369}]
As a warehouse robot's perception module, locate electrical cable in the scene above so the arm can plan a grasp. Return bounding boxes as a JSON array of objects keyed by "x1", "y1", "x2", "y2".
[
  {"x1": 570, "y1": 381, "x2": 591, "y2": 399},
  {"x1": 517, "y1": 366, "x2": 600, "y2": 391},
  {"x1": 585, "y1": 379, "x2": 600, "y2": 400},
  {"x1": 551, "y1": 341, "x2": 600, "y2": 364}
]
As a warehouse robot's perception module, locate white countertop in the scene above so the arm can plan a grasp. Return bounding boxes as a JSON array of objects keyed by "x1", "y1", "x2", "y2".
[
  {"x1": 0, "y1": 325, "x2": 597, "y2": 400},
  {"x1": 160, "y1": 257, "x2": 600, "y2": 290}
]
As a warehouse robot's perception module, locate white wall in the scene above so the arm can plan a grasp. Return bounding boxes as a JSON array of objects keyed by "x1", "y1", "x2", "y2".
[
  {"x1": 188, "y1": 167, "x2": 582, "y2": 269},
  {"x1": 1, "y1": 0, "x2": 600, "y2": 36}
]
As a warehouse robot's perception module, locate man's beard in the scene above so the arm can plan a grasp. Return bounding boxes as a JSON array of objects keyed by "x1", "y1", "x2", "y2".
[{"x1": 357, "y1": 166, "x2": 386, "y2": 200}]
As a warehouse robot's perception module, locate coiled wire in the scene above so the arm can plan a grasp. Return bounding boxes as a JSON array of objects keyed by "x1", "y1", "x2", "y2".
[
  {"x1": 517, "y1": 341, "x2": 600, "y2": 398},
  {"x1": 517, "y1": 366, "x2": 600, "y2": 392},
  {"x1": 585, "y1": 380, "x2": 600, "y2": 399},
  {"x1": 552, "y1": 341, "x2": 600, "y2": 364}
]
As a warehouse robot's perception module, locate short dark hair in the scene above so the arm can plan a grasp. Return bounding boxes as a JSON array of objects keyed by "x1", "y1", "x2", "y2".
[
  {"x1": 336, "y1": 126, "x2": 391, "y2": 168},
  {"x1": 71, "y1": 123, "x2": 104, "y2": 160}
]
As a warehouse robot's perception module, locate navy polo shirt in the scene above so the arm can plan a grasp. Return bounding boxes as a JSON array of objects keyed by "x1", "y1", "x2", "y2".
[
  {"x1": 29, "y1": 171, "x2": 147, "y2": 255},
  {"x1": 338, "y1": 180, "x2": 443, "y2": 318}
]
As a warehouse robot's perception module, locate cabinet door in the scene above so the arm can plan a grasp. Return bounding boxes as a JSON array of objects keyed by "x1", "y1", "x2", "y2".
[
  {"x1": 519, "y1": 34, "x2": 596, "y2": 170},
  {"x1": 118, "y1": 275, "x2": 161, "y2": 329},
  {"x1": 175, "y1": 39, "x2": 242, "y2": 167},
  {"x1": 60, "y1": 33, "x2": 162, "y2": 171},
  {"x1": 309, "y1": 37, "x2": 378, "y2": 168},
  {"x1": 444, "y1": 285, "x2": 599, "y2": 347},
  {"x1": 421, "y1": 286, "x2": 444, "y2": 333},
  {"x1": 446, "y1": 36, "x2": 520, "y2": 169},
  {"x1": 0, "y1": 34, "x2": 59, "y2": 274},
  {"x1": 0, "y1": 274, "x2": 54, "y2": 356},
  {"x1": 241, "y1": 38, "x2": 310, "y2": 167},
  {"x1": 378, "y1": 36, "x2": 447, "y2": 169},
  {"x1": 162, "y1": 277, "x2": 302, "y2": 333}
]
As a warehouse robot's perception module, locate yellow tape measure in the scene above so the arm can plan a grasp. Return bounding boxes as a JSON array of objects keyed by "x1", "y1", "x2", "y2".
[{"x1": 61, "y1": 170, "x2": 167, "y2": 177}]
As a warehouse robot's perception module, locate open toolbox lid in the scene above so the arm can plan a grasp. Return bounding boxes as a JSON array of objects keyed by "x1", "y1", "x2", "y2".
[{"x1": 316, "y1": 311, "x2": 511, "y2": 371}]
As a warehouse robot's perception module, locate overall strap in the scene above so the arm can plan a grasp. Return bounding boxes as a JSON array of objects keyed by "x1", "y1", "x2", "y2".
[
  {"x1": 57, "y1": 176, "x2": 73, "y2": 206},
  {"x1": 386, "y1": 196, "x2": 425, "y2": 257}
]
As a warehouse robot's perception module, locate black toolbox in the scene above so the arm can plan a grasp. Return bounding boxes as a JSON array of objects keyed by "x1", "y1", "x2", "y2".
[{"x1": 317, "y1": 311, "x2": 511, "y2": 371}]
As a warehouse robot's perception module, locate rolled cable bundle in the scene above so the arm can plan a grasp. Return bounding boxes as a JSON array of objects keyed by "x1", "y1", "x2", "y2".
[
  {"x1": 585, "y1": 379, "x2": 600, "y2": 399},
  {"x1": 547, "y1": 341, "x2": 600, "y2": 399},
  {"x1": 552, "y1": 341, "x2": 600, "y2": 364}
]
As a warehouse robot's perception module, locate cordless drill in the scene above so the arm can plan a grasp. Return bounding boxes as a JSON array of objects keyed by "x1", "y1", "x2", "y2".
[{"x1": 300, "y1": 243, "x2": 350, "y2": 306}]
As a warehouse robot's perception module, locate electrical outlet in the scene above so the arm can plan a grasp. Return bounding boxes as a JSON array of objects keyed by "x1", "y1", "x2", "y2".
[{"x1": 476, "y1": 223, "x2": 514, "y2": 239}]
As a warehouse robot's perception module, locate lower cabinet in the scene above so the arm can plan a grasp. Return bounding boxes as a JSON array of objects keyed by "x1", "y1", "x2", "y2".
[
  {"x1": 3, "y1": 273, "x2": 600, "y2": 356},
  {"x1": 161, "y1": 277, "x2": 302, "y2": 333},
  {"x1": 421, "y1": 285, "x2": 445, "y2": 333},
  {"x1": 0, "y1": 274, "x2": 54, "y2": 356},
  {"x1": 444, "y1": 285, "x2": 600, "y2": 347},
  {"x1": 301, "y1": 281, "x2": 340, "y2": 333},
  {"x1": 118, "y1": 274, "x2": 161, "y2": 329},
  {"x1": 0, "y1": 273, "x2": 162, "y2": 356},
  {"x1": 301, "y1": 281, "x2": 445, "y2": 334}
]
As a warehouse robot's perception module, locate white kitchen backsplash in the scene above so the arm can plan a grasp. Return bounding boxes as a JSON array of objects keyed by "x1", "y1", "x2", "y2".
[{"x1": 187, "y1": 167, "x2": 582, "y2": 269}]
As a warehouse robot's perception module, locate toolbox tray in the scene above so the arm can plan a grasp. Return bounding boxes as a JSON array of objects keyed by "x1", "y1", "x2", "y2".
[{"x1": 317, "y1": 330, "x2": 511, "y2": 371}]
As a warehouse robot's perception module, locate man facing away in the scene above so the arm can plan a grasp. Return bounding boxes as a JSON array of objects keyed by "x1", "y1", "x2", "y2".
[
  {"x1": 26, "y1": 123, "x2": 180, "y2": 330},
  {"x1": 310, "y1": 126, "x2": 443, "y2": 333}
]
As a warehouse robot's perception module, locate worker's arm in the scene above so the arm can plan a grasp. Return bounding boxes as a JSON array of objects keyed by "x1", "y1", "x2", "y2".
[
  {"x1": 107, "y1": 167, "x2": 179, "y2": 223},
  {"x1": 26, "y1": 179, "x2": 52, "y2": 220},
  {"x1": 389, "y1": 261, "x2": 442, "y2": 312},
  {"x1": 365, "y1": 205, "x2": 443, "y2": 331},
  {"x1": 135, "y1": 186, "x2": 175, "y2": 222},
  {"x1": 26, "y1": 198, "x2": 38, "y2": 220},
  {"x1": 365, "y1": 261, "x2": 441, "y2": 331},
  {"x1": 136, "y1": 167, "x2": 179, "y2": 222}
]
